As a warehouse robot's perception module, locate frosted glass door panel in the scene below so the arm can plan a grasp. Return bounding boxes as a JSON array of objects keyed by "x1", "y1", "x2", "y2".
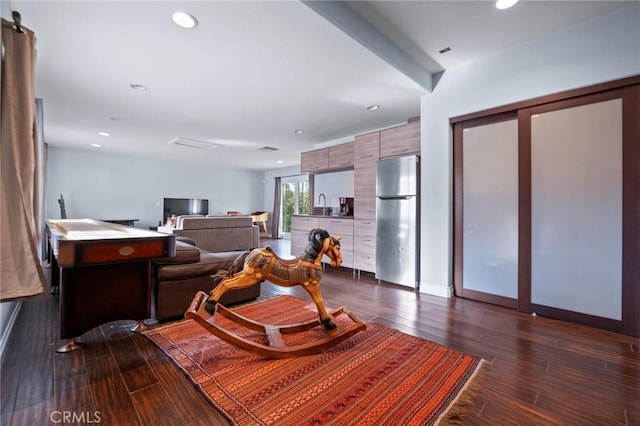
[
  {"x1": 531, "y1": 99, "x2": 622, "y2": 320},
  {"x1": 463, "y1": 119, "x2": 518, "y2": 298}
]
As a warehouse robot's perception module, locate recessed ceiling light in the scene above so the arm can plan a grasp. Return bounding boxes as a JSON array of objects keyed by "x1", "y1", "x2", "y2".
[
  {"x1": 172, "y1": 12, "x2": 198, "y2": 29},
  {"x1": 130, "y1": 83, "x2": 147, "y2": 91},
  {"x1": 438, "y1": 47, "x2": 451, "y2": 54},
  {"x1": 98, "y1": 132, "x2": 110, "y2": 137},
  {"x1": 366, "y1": 104, "x2": 380, "y2": 111},
  {"x1": 496, "y1": 0, "x2": 519, "y2": 10},
  {"x1": 91, "y1": 143, "x2": 101, "y2": 148},
  {"x1": 294, "y1": 129, "x2": 304, "y2": 134},
  {"x1": 277, "y1": 160, "x2": 284, "y2": 164}
]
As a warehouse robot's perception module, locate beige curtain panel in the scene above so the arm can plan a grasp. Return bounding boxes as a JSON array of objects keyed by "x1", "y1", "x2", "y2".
[{"x1": 1, "y1": 18, "x2": 45, "y2": 300}]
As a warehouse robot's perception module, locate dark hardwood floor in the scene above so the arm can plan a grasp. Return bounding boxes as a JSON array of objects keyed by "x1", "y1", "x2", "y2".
[{"x1": 1, "y1": 238, "x2": 638, "y2": 425}]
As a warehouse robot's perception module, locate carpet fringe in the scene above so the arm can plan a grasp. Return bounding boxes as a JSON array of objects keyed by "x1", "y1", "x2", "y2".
[{"x1": 437, "y1": 359, "x2": 490, "y2": 425}]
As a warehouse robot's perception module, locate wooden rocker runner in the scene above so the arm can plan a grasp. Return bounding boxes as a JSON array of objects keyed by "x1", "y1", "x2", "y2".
[{"x1": 185, "y1": 228, "x2": 367, "y2": 358}]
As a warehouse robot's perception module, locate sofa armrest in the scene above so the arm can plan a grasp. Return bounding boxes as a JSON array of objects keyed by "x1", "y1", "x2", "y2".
[{"x1": 153, "y1": 240, "x2": 200, "y2": 265}]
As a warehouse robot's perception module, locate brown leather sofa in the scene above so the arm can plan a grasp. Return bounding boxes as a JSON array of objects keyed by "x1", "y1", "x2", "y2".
[{"x1": 152, "y1": 217, "x2": 260, "y2": 321}]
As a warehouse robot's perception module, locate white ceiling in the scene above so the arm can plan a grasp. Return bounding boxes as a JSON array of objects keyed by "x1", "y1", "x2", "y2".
[{"x1": 11, "y1": 0, "x2": 634, "y2": 171}]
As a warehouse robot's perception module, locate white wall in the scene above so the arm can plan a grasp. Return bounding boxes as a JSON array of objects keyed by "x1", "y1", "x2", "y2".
[
  {"x1": 419, "y1": 4, "x2": 640, "y2": 297},
  {"x1": 47, "y1": 146, "x2": 265, "y2": 229},
  {"x1": 314, "y1": 171, "x2": 354, "y2": 210}
]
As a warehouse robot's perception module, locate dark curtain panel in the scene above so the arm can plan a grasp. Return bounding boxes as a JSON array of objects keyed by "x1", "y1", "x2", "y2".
[
  {"x1": 271, "y1": 176, "x2": 281, "y2": 239},
  {"x1": 308, "y1": 175, "x2": 314, "y2": 214}
]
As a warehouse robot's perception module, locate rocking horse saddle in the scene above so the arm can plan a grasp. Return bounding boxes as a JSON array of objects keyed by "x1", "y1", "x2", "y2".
[{"x1": 263, "y1": 246, "x2": 301, "y2": 267}]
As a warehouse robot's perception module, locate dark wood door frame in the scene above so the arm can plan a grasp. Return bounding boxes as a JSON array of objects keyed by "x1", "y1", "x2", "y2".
[{"x1": 451, "y1": 75, "x2": 640, "y2": 337}]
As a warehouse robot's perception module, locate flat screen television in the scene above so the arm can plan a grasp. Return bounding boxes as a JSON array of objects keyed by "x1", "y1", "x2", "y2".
[{"x1": 163, "y1": 198, "x2": 209, "y2": 223}]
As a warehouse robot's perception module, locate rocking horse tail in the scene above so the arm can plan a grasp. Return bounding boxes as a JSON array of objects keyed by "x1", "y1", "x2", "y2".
[{"x1": 205, "y1": 250, "x2": 251, "y2": 314}]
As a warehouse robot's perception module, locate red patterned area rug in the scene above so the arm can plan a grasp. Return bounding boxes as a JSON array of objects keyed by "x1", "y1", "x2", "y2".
[{"x1": 146, "y1": 295, "x2": 486, "y2": 426}]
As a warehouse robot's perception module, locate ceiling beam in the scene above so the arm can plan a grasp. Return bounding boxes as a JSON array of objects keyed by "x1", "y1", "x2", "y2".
[{"x1": 303, "y1": 0, "x2": 432, "y2": 92}]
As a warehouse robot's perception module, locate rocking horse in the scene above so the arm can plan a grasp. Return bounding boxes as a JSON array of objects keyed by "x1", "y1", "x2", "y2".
[{"x1": 185, "y1": 228, "x2": 366, "y2": 358}]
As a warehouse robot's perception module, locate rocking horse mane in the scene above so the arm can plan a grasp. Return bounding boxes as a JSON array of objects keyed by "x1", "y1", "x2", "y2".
[{"x1": 301, "y1": 228, "x2": 332, "y2": 261}]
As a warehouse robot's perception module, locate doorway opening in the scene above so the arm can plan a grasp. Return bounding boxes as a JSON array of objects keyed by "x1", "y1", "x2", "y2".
[{"x1": 279, "y1": 175, "x2": 310, "y2": 240}]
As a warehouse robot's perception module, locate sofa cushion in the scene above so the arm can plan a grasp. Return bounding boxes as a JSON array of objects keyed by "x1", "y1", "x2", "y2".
[
  {"x1": 154, "y1": 240, "x2": 200, "y2": 265},
  {"x1": 157, "y1": 250, "x2": 246, "y2": 281}
]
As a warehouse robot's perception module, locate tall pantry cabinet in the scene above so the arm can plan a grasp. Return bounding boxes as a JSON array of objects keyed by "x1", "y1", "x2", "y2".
[{"x1": 353, "y1": 132, "x2": 379, "y2": 273}]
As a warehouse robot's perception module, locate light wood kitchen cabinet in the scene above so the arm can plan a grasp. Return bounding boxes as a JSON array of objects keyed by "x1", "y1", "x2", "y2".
[
  {"x1": 300, "y1": 148, "x2": 329, "y2": 173},
  {"x1": 380, "y1": 120, "x2": 420, "y2": 159},
  {"x1": 290, "y1": 215, "x2": 318, "y2": 257},
  {"x1": 328, "y1": 142, "x2": 354, "y2": 170},
  {"x1": 317, "y1": 217, "x2": 354, "y2": 269},
  {"x1": 296, "y1": 119, "x2": 418, "y2": 275},
  {"x1": 353, "y1": 132, "x2": 379, "y2": 273},
  {"x1": 354, "y1": 131, "x2": 379, "y2": 163},
  {"x1": 354, "y1": 131, "x2": 379, "y2": 220},
  {"x1": 300, "y1": 142, "x2": 354, "y2": 174},
  {"x1": 290, "y1": 216, "x2": 353, "y2": 269},
  {"x1": 353, "y1": 219, "x2": 376, "y2": 273}
]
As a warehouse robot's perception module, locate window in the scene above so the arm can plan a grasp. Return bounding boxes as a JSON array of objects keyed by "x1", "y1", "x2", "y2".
[{"x1": 280, "y1": 175, "x2": 309, "y2": 239}]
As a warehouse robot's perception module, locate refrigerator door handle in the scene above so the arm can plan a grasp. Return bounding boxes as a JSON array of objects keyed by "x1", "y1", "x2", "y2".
[{"x1": 377, "y1": 195, "x2": 413, "y2": 200}]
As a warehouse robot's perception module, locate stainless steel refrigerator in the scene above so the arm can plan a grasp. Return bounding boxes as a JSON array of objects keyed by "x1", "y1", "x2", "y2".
[{"x1": 376, "y1": 155, "x2": 420, "y2": 289}]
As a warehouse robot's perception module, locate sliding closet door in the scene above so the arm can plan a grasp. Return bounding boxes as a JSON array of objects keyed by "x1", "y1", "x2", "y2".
[
  {"x1": 460, "y1": 118, "x2": 519, "y2": 306},
  {"x1": 453, "y1": 77, "x2": 639, "y2": 336},
  {"x1": 530, "y1": 98, "x2": 622, "y2": 322}
]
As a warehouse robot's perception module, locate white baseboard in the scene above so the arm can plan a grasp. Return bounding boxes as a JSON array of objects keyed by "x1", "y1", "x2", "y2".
[
  {"x1": 0, "y1": 301, "x2": 22, "y2": 360},
  {"x1": 418, "y1": 282, "x2": 453, "y2": 298}
]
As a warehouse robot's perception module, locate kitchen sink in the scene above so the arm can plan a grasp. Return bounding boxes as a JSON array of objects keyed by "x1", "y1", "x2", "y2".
[{"x1": 312, "y1": 207, "x2": 333, "y2": 216}]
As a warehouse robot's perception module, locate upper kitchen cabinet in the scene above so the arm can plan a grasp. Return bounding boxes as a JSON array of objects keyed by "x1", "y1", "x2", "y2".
[
  {"x1": 328, "y1": 142, "x2": 354, "y2": 170},
  {"x1": 301, "y1": 148, "x2": 329, "y2": 173},
  {"x1": 300, "y1": 142, "x2": 354, "y2": 174},
  {"x1": 380, "y1": 120, "x2": 421, "y2": 159},
  {"x1": 354, "y1": 131, "x2": 380, "y2": 163}
]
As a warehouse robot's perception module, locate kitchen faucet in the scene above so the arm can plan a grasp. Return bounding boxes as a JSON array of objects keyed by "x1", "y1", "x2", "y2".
[{"x1": 318, "y1": 193, "x2": 327, "y2": 215}]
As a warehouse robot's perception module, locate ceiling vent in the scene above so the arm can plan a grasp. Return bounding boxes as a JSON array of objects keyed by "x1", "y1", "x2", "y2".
[
  {"x1": 168, "y1": 137, "x2": 222, "y2": 150},
  {"x1": 258, "y1": 146, "x2": 279, "y2": 152}
]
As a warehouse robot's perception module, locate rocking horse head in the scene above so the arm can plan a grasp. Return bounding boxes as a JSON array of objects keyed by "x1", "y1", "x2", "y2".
[{"x1": 308, "y1": 228, "x2": 343, "y2": 267}]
